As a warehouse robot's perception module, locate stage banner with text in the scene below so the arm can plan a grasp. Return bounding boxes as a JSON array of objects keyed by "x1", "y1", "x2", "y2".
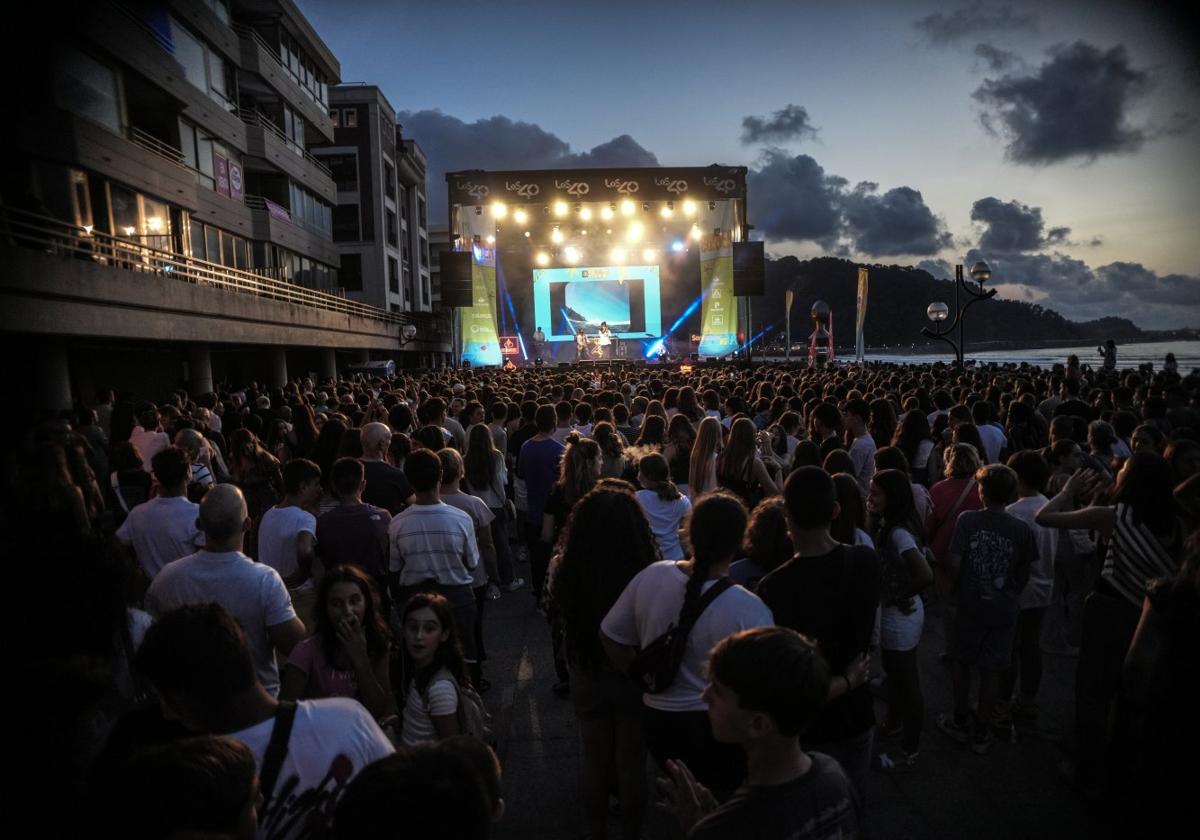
[
  {"x1": 855, "y1": 266, "x2": 869, "y2": 361},
  {"x1": 455, "y1": 207, "x2": 502, "y2": 365},
  {"x1": 698, "y1": 200, "x2": 737, "y2": 357}
]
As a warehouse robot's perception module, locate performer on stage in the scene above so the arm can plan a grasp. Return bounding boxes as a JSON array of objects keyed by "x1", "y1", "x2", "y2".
[
  {"x1": 576, "y1": 330, "x2": 588, "y2": 360},
  {"x1": 597, "y1": 321, "x2": 612, "y2": 359},
  {"x1": 532, "y1": 326, "x2": 546, "y2": 362}
]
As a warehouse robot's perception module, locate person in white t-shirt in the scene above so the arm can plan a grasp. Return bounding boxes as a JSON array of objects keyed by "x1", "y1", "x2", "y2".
[
  {"x1": 146, "y1": 484, "x2": 306, "y2": 696},
  {"x1": 843, "y1": 399, "x2": 876, "y2": 493},
  {"x1": 398, "y1": 591, "x2": 471, "y2": 746},
  {"x1": 136, "y1": 603, "x2": 393, "y2": 840},
  {"x1": 116, "y1": 446, "x2": 203, "y2": 579},
  {"x1": 635, "y1": 452, "x2": 692, "y2": 561},
  {"x1": 1000, "y1": 450, "x2": 1059, "y2": 723},
  {"x1": 130, "y1": 408, "x2": 169, "y2": 473},
  {"x1": 602, "y1": 491, "x2": 773, "y2": 797},
  {"x1": 259, "y1": 459, "x2": 323, "y2": 631},
  {"x1": 973, "y1": 402, "x2": 1008, "y2": 464}
]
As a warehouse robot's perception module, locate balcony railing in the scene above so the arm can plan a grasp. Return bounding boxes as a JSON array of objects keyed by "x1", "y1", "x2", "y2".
[
  {"x1": 238, "y1": 108, "x2": 333, "y2": 178},
  {"x1": 127, "y1": 126, "x2": 186, "y2": 168},
  {"x1": 244, "y1": 194, "x2": 330, "y2": 239},
  {"x1": 0, "y1": 205, "x2": 414, "y2": 328},
  {"x1": 232, "y1": 23, "x2": 329, "y2": 109}
]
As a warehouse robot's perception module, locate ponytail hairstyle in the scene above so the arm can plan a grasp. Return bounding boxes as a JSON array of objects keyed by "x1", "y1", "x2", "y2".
[
  {"x1": 400, "y1": 592, "x2": 468, "y2": 693},
  {"x1": 592, "y1": 421, "x2": 625, "y2": 461},
  {"x1": 559, "y1": 432, "x2": 601, "y2": 505},
  {"x1": 638, "y1": 452, "x2": 682, "y2": 501},
  {"x1": 680, "y1": 491, "x2": 747, "y2": 625}
]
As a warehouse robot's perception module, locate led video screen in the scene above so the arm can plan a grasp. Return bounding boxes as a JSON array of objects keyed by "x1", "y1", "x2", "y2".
[{"x1": 532, "y1": 266, "x2": 662, "y2": 341}]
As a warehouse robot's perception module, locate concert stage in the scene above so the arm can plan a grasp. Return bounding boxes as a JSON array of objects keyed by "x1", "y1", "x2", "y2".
[{"x1": 443, "y1": 166, "x2": 753, "y2": 367}]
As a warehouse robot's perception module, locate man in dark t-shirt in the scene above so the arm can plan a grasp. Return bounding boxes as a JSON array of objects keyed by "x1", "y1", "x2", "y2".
[
  {"x1": 360, "y1": 422, "x2": 414, "y2": 515},
  {"x1": 756, "y1": 467, "x2": 880, "y2": 803},
  {"x1": 317, "y1": 458, "x2": 392, "y2": 602},
  {"x1": 660, "y1": 627, "x2": 861, "y2": 839}
]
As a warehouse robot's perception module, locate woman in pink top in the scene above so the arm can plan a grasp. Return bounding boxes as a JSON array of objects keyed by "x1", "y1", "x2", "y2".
[
  {"x1": 926, "y1": 444, "x2": 985, "y2": 652},
  {"x1": 281, "y1": 565, "x2": 396, "y2": 721}
]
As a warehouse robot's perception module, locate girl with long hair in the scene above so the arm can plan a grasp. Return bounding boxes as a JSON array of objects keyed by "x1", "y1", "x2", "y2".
[
  {"x1": 600, "y1": 491, "x2": 773, "y2": 798},
  {"x1": 463, "y1": 423, "x2": 522, "y2": 593},
  {"x1": 687, "y1": 416, "x2": 722, "y2": 500},
  {"x1": 716, "y1": 417, "x2": 779, "y2": 508},
  {"x1": 398, "y1": 592, "x2": 468, "y2": 745},
  {"x1": 280, "y1": 565, "x2": 395, "y2": 720},
  {"x1": 593, "y1": 421, "x2": 627, "y2": 479},
  {"x1": 664, "y1": 414, "x2": 696, "y2": 496},
  {"x1": 869, "y1": 398, "x2": 898, "y2": 451},
  {"x1": 633, "y1": 414, "x2": 666, "y2": 449},
  {"x1": 635, "y1": 452, "x2": 692, "y2": 561},
  {"x1": 830, "y1": 472, "x2": 874, "y2": 549},
  {"x1": 868, "y1": 469, "x2": 933, "y2": 767},
  {"x1": 541, "y1": 433, "x2": 602, "y2": 549},
  {"x1": 676, "y1": 386, "x2": 704, "y2": 423},
  {"x1": 893, "y1": 409, "x2": 935, "y2": 486},
  {"x1": 550, "y1": 484, "x2": 660, "y2": 840},
  {"x1": 227, "y1": 428, "x2": 283, "y2": 558}
]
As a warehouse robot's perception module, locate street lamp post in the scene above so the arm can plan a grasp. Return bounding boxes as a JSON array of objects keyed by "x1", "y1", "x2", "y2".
[{"x1": 921, "y1": 261, "x2": 996, "y2": 367}]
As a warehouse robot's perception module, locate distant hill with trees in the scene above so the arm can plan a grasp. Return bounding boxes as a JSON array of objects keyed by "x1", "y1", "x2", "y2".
[{"x1": 760, "y1": 256, "x2": 1144, "y2": 349}]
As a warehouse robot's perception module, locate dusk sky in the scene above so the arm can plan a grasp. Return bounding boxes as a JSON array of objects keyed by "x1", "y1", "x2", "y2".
[{"x1": 299, "y1": 1, "x2": 1200, "y2": 328}]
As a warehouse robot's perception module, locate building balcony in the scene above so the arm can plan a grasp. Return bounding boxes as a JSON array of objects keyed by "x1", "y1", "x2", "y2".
[
  {"x1": 239, "y1": 108, "x2": 336, "y2": 203},
  {"x1": 245, "y1": 195, "x2": 339, "y2": 266},
  {"x1": 233, "y1": 23, "x2": 335, "y2": 144}
]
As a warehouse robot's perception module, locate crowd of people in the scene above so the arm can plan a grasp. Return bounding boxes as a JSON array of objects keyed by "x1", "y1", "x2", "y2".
[{"x1": 9, "y1": 351, "x2": 1199, "y2": 838}]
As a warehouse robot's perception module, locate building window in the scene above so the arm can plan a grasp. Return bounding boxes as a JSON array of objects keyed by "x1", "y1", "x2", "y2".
[
  {"x1": 384, "y1": 161, "x2": 395, "y2": 200},
  {"x1": 333, "y1": 204, "x2": 360, "y2": 242},
  {"x1": 423, "y1": 278, "x2": 430, "y2": 305},
  {"x1": 343, "y1": 109, "x2": 358, "y2": 128},
  {"x1": 53, "y1": 46, "x2": 122, "y2": 134},
  {"x1": 339, "y1": 253, "x2": 363, "y2": 291},
  {"x1": 169, "y1": 18, "x2": 235, "y2": 111},
  {"x1": 322, "y1": 153, "x2": 358, "y2": 192},
  {"x1": 390, "y1": 303, "x2": 401, "y2": 313},
  {"x1": 388, "y1": 258, "x2": 399, "y2": 294},
  {"x1": 419, "y1": 236, "x2": 428, "y2": 268},
  {"x1": 418, "y1": 197, "x2": 427, "y2": 229},
  {"x1": 386, "y1": 211, "x2": 398, "y2": 247},
  {"x1": 330, "y1": 108, "x2": 339, "y2": 127}
]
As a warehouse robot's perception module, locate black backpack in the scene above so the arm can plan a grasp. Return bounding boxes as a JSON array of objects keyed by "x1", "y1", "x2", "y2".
[{"x1": 627, "y1": 578, "x2": 734, "y2": 694}]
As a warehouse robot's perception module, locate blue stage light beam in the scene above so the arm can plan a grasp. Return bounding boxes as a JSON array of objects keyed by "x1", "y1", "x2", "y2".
[
  {"x1": 501, "y1": 289, "x2": 528, "y2": 360},
  {"x1": 560, "y1": 307, "x2": 577, "y2": 335}
]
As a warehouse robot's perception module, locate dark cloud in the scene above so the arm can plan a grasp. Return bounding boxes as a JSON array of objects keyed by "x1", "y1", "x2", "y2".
[
  {"x1": 972, "y1": 41, "x2": 1150, "y2": 164},
  {"x1": 915, "y1": 3, "x2": 1036, "y2": 45},
  {"x1": 970, "y1": 196, "x2": 1069, "y2": 252},
  {"x1": 746, "y1": 149, "x2": 844, "y2": 246},
  {"x1": 397, "y1": 109, "x2": 658, "y2": 217},
  {"x1": 966, "y1": 248, "x2": 1200, "y2": 327},
  {"x1": 973, "y1": 43, "x2": 1019, "y2": 72},
  {"x1": 917, "y1": 258, "x2": 955, "y2": 279},
  {"x1": 1088, "y1": 236, "x2": 1105, "y2": 247},
  {"x1": 741, "y1": 105, "x2": 819, "y2": 145},
  {"x1": 841, "y1": 183, "x2": 954, "y2": 257}
]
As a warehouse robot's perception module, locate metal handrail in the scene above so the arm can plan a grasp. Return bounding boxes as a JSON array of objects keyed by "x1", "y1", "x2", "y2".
[
  {"x1": 0, "y1": 205, "x2": 415, "y2": 327},
  {"x1": 244, "y1": 194, "x2": 330, "y2": 239},
  {"x1": 233, "y1": 22, "x2": 330, "y2": 111},
  {"x1": 128, "y1": 126, "x2": 186, "y2": 168}
]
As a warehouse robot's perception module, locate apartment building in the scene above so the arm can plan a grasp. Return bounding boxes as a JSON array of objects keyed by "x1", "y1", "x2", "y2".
[
  {"x1": 311, "y1": 85, "x2": 433, "y2": 314},
  {"x1": 2, "y1": 0, "x2": 449, "y2": 406}
]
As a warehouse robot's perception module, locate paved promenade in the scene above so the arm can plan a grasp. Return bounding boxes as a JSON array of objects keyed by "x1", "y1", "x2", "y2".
[{"x1": 481, "y1": 564, "x2": 1102, "y2": 839}]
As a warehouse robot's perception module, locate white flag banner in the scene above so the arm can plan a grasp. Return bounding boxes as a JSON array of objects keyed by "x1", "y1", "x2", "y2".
[{"x1": 855, "y1": 267, "x2": 869, "y2": 361}]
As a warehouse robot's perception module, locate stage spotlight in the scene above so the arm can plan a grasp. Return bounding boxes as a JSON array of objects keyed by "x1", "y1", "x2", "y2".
[
  {"x1": 620, "y1": 199, "x2": 636, "y2": 216},
  {"x1": 611, "y1": 247, "x2": 627, "y2": 263},
  {"x1": 486, "y1": 235, "x2": 496, "y2": 245},
  {"x1": 671, "y1": 240, "x2": 686, "y2": 252},
  {"x1": 551, "y1": 227, "x2": 564, "y2": 244},
  {"x1": 554, "y1": 200, "x2": 569, "y2": 217},
  {"x1": 492, "y1": 202, "x2": 507, "y2": 219},
  {"x1": 660, "y1": 205, "x2": 673, "y2": 219},
  {"x1": 642, "y1": 248, "x2": 656, "y2": 261},
  {"x1": 600, "y1": 206, "x2": 614, "y2": 221},
  {"x1": 581, "y1": 229, "x2": 588, "y2": 235},
  {"x1": 683, "y1": 199, "x2": 696, "y2": 217},
  {"x1": 625, "y1": 221, "x2": 644, "y2": 243},
  {"x1": 535, "y1": 252, "x2": 550, "y2": 266},
  {"x1": 524, "y1": 231, "x2": 531, "y2": 237},
  {"x1": 564, "y1": 245, "x2": 581, "y2": 263},
  {"x1": 690, "y1": 224, "x2": 703, "y2": 241},
  {"x1": 513, "y1": 208, "x2": 528, "y2": 224},
  {"x1": 579, "y1": 206, "x2": 592, "y2": 221}
]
